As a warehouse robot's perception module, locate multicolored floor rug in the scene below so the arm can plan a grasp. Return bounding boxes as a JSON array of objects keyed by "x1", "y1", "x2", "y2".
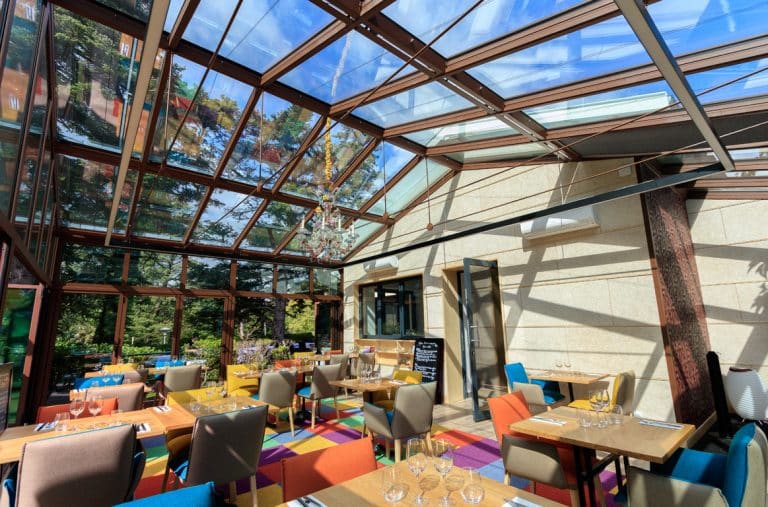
[{"x1": 134, "y1": 397, "x2": 620, "y2": 506}]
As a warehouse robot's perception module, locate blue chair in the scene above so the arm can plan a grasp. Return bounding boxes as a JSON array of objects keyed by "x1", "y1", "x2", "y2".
[
  {"x1": 504, "y1": 363, "x2": 564, "y2": 410},
  {"x1": 156, "y1": 359, "x2": 186, "y2": 368},
  {"x1": 115, "y1": 482, "x2": 217, "y2": 506},
  {"x1": 628, "y1": 423, "x2": 768, "y2": 506},
  {"x1": 73, "y1": 374, "x2": 125, "y2": 389}
]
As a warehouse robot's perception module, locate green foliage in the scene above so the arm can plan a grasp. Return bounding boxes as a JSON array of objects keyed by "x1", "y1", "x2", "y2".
[{"x1": 286, "y1": 300, "x2": 314, "y2": 336}]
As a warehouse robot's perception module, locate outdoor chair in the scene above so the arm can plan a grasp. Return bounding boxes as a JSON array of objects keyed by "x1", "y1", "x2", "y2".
[
  {"x1": 160, "y1": 365, "x2": 202, "y2": 402},
  {"x1": 35, "y1": 397, "x2": 118, "y2": 422},
  {"x1": 505, "y1": 362, "x2": 565, "y2": 412},
  {"x1": 253, "y1": 370, "x2": 297, "y2": 436},
  {"x1": 569, "y1": 370, "x2": 636, "y2": 414},
  {"x1": 353, "y1": 352, "x2": 376, "y2": 378},
  {"x1": 296, "y1": 363, "x2": 344, "y2": 429},
  {"x1": 86, "y1": 383, "x2": 145, "y2": 411},
  {"x1": 73, "y1": 374, "x2": 124, "y2": 389},
  {"x1": 363, "y1": 382, "x2": 436, "y2": 462},
  {"x1": 115, "y1": 482, "x2": 216, "y2": 507},
  {"x1": 371, "y1": 368, "x2": 423, "y2": 411}
]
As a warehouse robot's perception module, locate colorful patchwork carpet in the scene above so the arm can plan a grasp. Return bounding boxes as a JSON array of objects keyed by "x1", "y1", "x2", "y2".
[{"x1": 134, "y1": 397, "x2": 620, "y2": 506}]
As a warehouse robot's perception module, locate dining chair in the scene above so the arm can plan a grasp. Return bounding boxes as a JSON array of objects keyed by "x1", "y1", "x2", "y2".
[
  {"x1": 73, "y1": 374, "x2": 124, "y2": 389},
  {"x1": 280, "y1": 437, "x2": 377, "y2": 502},
  {"x1": 1, "y1": 425, "x2": 145, "y2": 507},
  {"x1": 253, "y1": 370, "x2": 297, "y2": 436},
  {"x1": 115, "y1": 482, "x2": 216, "y2": 506},
  {"x1": 724, "y1": 367, "x2": 768, "y2": 422},
  {"x1": 330, "y1": 353, "x2": 350, "y2": 377},
  {"x1": 36, "y1": 397, "x2": 118, "y2": 422},
  {"x1": 353, "y1": 352, "x2": 376, "y2": 378},
  {"x1": 274, "y1": 359, "x2": 306, "y2": 385},
  {"x1": 371, "y1": 369, "x2": 423, "y2": 411},
  {"x1": 162, "y1": 365, "x2": 202, "y2": 394},
  {"x1": 296, "y1": 363, "x2": 345, "y2": 429},
  {"x1": 363, "y1": 382, "x2": 437, "y2": 462},
  {"x1": 121, "y1": 368, "x2": 148, "y2": 385},
  {"x1": 103, "y1": 363, "x2": 139, "y2": 373},
  {"x1": 488, "y1": 392, "x2": 587, "y2": 506},
  {"x1": 568, "y1": 370, "x2": 636, "y2": 414},
  {"x1": 505, "y1": 362, "x2": 565, "y2": 412},
  {"x1": 86, "y1": 383, "x2": 145, "y2": 411},
  {"x1": 165, "y1": 406, "x2": 268, "y2": 506},
  {"x1": 628, "y1": 423, "x2": 768, "y2": 507},
  {"x1": 226, "y1": 364, "x2": 260, "y2": 397}
]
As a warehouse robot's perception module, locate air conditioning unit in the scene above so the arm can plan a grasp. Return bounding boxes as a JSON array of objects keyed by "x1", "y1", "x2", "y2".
[
  {"x1": 520, "y1": 205, "x2": 599, "y2": 240},
  {"x1": 363, "y1": 255, "x2": 399, "y2": 273}
]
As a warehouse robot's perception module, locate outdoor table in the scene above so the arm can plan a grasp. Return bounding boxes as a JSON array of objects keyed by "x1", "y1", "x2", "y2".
[
  {"x1": 276, "y1": 460, "x2": 565, "y2": 506},
  {"x1": 329, "y1": 378, "x2": 406, "y2": 403},
  {"x1": 509, "y1": 406, "x2": 695, "y2": 507},
  {"x1": 528, "y1": 370, "x2": 609, "y2": 400}
]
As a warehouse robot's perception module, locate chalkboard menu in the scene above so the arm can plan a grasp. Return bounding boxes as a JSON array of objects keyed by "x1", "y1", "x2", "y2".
[
  {"x1": 413, "y1": 338, "x2": 444, "y2": 404},
  {"x1": 0, "y1": 363, "x2": 12, "y2": 434}
]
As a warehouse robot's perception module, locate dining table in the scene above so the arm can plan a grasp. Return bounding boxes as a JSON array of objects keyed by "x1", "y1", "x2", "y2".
[
  {"x1": 277, "y1": 460, "x2": 566, "y2": 506},
  {"x1": 0, "y1": 395, "x2": 265, "y2": 465},
  {"x1": 509, "y1": 406, "x2": 695, "y2": 507},
  {"x1": 329, "y1": 378, "x2": 407, "y2": 403},
  {"x1": 527, "y1": 370, "x2": 609, "y2": 400}
]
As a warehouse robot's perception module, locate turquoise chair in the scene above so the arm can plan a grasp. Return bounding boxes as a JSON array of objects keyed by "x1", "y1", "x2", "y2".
[
  {"x1": 504, "y1": 363, "x2": 564, "y2": 407},
  {"x1": 115, "y1": 482, "x2": 217, "y2": 506},
  {"x1": 629, "y1": 423, "x2": 768, "y2": 506},
  {"x1": 73, "y1": 374, "x2": 124, "y2": 389}
]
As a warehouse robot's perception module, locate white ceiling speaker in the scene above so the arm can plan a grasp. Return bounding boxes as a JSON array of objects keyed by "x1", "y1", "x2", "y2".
[
  {"x1": 363, "y1": 255, "x2": 399, "y2": 273},
  {"x1": 520, "y1": 205, "x2": 600, "y2": 240}
]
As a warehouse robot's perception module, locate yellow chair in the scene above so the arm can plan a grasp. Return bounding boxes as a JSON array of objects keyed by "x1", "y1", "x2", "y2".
[
  {"x1": 166, "y1": 387, "x2": 211, "y2": 407},
  {"x1": 372, "y1": 369, "x2": 423, "y2": 411},
  {"x1": 102, "y1": 363, "x2": 139, "y2": 373},
  {"x1": 225, "y1": 364, "x2": 259, "y2": 397},
  {"x1": 292, "y1": 352, "x2": 314, "y2": 359},
  {"x1": 568, "y1": 371, "x2": 635, "y2": 414}
]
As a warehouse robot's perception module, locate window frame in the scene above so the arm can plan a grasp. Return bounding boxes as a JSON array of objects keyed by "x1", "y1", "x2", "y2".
[{"x1": 358, "y1": 275, "x2": 423, "y2": 339}]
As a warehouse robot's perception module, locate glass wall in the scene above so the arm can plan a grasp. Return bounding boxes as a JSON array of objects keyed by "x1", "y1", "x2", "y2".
[
  {"x1": 123, "y1": 296, "x2": 175, "y2": 362},
  {"x1": 359, "y1": 276, "x2": 424, "y2": 338}
]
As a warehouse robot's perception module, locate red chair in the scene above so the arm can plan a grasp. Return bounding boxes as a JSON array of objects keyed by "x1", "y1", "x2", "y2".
[
  {"x1": 36, "y1": 398, "x2": 119, "y2": 423},
  {"x1": 281, "y1": 437, "x2": 377, "y2": 501},
  {"x1": 274, "y1": 359, "x2": 305, "y2": 385}
]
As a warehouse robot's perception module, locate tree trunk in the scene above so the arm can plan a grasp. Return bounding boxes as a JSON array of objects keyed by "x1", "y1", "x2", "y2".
[{"x1": 273, "y1": 299, "x2": 286, "y2": 341}]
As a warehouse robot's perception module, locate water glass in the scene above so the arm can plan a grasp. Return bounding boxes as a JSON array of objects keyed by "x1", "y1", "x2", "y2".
[
  {"x1": 440, "y1": 470, "x2": 465, "y2": 506},
  {"x1": 578, "y1": 409, "x2": 592, "y2": 428},
  {"x1": 433, "y1": 440, "x2": 454, "y2": 478},
  {"x1": 381, "y1": 467, "x2": 408, "y2": 504},
  {"x1": 406, "y1": 437, "x2": 427, "y2": 477},
  {"x1": 610, "y1": 405, "x2": 624, "y2": 424},
  {"x1": 460, "y1": 468, "x2": 484, "y2": 505},
  {"x1": 415, "y1": 474, "x2": 440, "y2": 505},
  {"x1": 54, "y1": 412, "x2": 69, "y2": 431},
  {"x1": 69, "y1": 399, "x2": 84, "y2": 420}
]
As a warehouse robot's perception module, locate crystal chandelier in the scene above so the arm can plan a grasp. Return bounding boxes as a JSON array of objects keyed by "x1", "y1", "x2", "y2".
[{"x1": 296, "y1": 118, "x2": 358, "y2": 262}]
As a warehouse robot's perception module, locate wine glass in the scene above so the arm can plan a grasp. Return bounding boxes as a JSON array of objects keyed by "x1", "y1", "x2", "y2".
[
  {"x1": 88, "y1": 396, "x2": 103, "y2": 418},
  {"x1": 69, "y1": 399, "x2": 84, "y2": 420},
  {"x1": 599, "y1": 389, "x2": 610, "y2": 411},
  {"x1": 381, "y1": 466, "x2": 408, "y2": 504},
  {"x1": 440, "y1": 470, "x2": 465, "y2": 506},
  {"x1": 205, "y1": 381, "x2": 217, "y2": 402},
  {"x1": 407, "y1": 437, "x2": 427, "y2": 478},
  {"x1": 610, "y1": 405, "x2": 624, "y2": 425},
  {"x1": 415, "y1": 473, "x2": 440, "y2": 506},
  {"x1": 218, "y1": 381, "x2": 228, "y2": 399},
  {"x1": 433, "y1": 440, "x2": 454, "y2": 478},
  {"x1": 54, "y1": 412, "x2": 70, "y2": 431},
  {"x1": 460, "y1": 468, "x2": 485, "y2": 505}
]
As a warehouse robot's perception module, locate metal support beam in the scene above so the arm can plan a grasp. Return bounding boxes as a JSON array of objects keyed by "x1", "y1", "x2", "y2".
[
  {"x1": 105, "y1": 0, "x2": 170, "y2": 245},
  {"x1": 614, "y1": 0, "x2": 735, "y2": 172}
]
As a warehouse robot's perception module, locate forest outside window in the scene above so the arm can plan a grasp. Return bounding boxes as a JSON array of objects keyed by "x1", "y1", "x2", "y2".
[{"x1": 359, "y1": 276, "x2": 423, "y2": 339}]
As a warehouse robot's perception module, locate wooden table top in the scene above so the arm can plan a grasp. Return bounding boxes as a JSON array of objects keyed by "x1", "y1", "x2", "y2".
[
  {"x1": 329, "y1": 378, "x2": 405, "y2": 393},
  {"x1": 230, "y1": 366, "x2": 315, "y2": 380},
  {"x1": 528, "y1": 371, "x2": 610, "y2": 385},
  {"x1": 509, "y1": 406, "x2": 695, "y2": 464},
  {"x1": 0, "y1": 396, "x2": 266, "y2": 465},
  {"x1": 277, "y1": 460, "x2": 565, "y2": 506}
]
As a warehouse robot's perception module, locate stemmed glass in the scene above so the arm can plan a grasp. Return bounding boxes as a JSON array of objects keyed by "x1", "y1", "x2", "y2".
[
  {"x1": 440, "y1": 470, "x2": 465, "y2": 506},
  {"x1": 415, "y1": 473, "x2": 440, "y2": 506},
  {"x1": 460, "y1": 468, "x2": 485, "y2": 505},
  {"x1": 381, "y1": 466, "x2": 409, "y2": 504},
  {"x1": 433, "y1": 440, "x2": 454, "y2": 479},
  {"x1": 88, "y1": 396, "x2": 103, "y2": 428},
  {"x1": 69, "y1": 399, "x2": 84, "y2": 420},
  {"x1": 406, "y1": 438, "x2": 427, "y2": 478}
]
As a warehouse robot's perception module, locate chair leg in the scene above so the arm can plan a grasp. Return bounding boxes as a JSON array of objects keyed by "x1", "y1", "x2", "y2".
[
  {"x1": 334, "y1": 396, "x2": 340, "y2": 420},
  {"x1": 394, "y1": 439, "x2": 402, "y2": 463},
  {"x1": 288, "y1": 407, "x2": 295, "y2": 437},
  {"x1": 503, "y1": 472, "x2": 510, "y2": 486},
  {"x1": 161, "y1": 463, "x2": 170, "y2": 492},
  {"x1": 568, "y1": 489, "x2": 580, "y2": 507},
  {"x1": 425, "y1": 432, "x2": 434, "y2": 456},
  {"x1": 250, "y1": 475, "x2": 258, "y2": 507},
  {"x1": 311, "y1": 400, "x2": 316, "y2": 429},
  {"x1": 594, "y1": 476, "x2": 607, "y2": 507},
  {"x1": 384, "y1": 440, "x2": 390, "y2": 459},
  {"x1": 360, "y1": 423, "x2": 366, "y2": 438},
  {"x1": 229, "y1": 481, "x2": 237, "y2": 503}
]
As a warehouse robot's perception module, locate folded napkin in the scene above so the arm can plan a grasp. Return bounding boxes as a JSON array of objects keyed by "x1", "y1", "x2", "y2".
[
  {"x1": 286, "y1": 495, "x2": 327, "y2": 507},
  {"x1": 504, "y1": 497, "x2": 542, "y2": 507},
  {"x1": 389, "y1": 380, "x2": 407, "y2": 385},
  {"x1": 133, "y1": 422, "x2": 150, "y2": 433},
  {"x1": 153, "y1": 405, "x2": 171, "y2": 413},
  {"x1": 34, "y1": 422, "x2": 57, "y2": 432},
  {"x1": 530, "y1": 416, "x2": 566, "y2": 426},
  {"x1": 639, "y1": 419, "x2": 683, "y2": 430}
]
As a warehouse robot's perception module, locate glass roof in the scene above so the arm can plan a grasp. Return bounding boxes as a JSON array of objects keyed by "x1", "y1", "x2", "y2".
[{"x1": 41, "y1": 0, "x2": 768, "y2": 265}]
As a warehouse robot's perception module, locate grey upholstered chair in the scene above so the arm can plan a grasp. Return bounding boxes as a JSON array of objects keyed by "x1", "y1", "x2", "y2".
[
  {"x1": 354, "y1": 352, "x2": 375, "y2": 378},
  {"x1": 256, "y1": 370, "x2": 297, "y2": 436},
  {"x1": 296, "y1": 363, "x2": 344, "y2": 429},
  {"x1": 615, "y1": 370, "x2": 636, "y2": 415},
  {"x1": 169, "y1": 406, "x2": 268, "y2": 506},
  {"x1": 330, "y1": 353, "x2": 350, "y2": 377},
  {"x1": 121, "y1": 368, "x2": 148, "y2": 385},
  {"x1": 1, "y1": 425, "x2": 145, "y2": 507},
  {"x1": 363, "y1": 382, "x2": 437, "y2": 462},
  {"x1": 163, "y1": 365, "x2": 202, "y2": 394},
  {"x1": 86, "y1": 383, "x2": 145, "y2": 411}
]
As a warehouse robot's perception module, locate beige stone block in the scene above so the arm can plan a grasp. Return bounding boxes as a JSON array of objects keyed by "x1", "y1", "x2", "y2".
[
  {"x1": 498, "y1": 246, "x2": 564, "y2": 287},
  {"x1": 694, "y1": 241, "x2": 768, "y2": 285},
  {"x1": 505, "y1": 279, "x2": 615, "y2": 327},
  {"x1": 734, "y1": 283, "x2": 768, "y2": 323},
  {"x1": 701, "y1": 284, "x2": 742, "y2": 325},
  {"x1": 557, "y1": 228, "x2": 652, "y2": 279},
  {"x1": 632, "y1": 379, "x2": 675, "y2": 421},
  {"x1": 592, "y1": 198, "x2": 644, "y2": 232},
  {"x1": 688, "y1": 207, "x2": 727, "y2": 246},
  {"x1": 720, "y1": 201, "x2": 768, "y2": 244},
  {"x1": 606, "y1": 276, "x2": 661, "y2": 326},
  {"x1": 708, "y1": 322, "x2": 768, "y2": 368}
]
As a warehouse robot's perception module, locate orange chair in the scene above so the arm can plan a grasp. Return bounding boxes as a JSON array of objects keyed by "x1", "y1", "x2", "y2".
[
  {"x1": 36, "y1": 398, "x2": 119, "y2": 423},
  {"x1": 281, "y1": 437, "x2": 377, "y2": 502},
  {"x1": 274, "y1": 359, "x2": 306, "y2": 385}
]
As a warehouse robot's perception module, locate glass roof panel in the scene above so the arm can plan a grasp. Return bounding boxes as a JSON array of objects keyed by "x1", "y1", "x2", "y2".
[
  {"x1": 280, "y1": 31, "x2": 413, "y2": 103},
  {"x1": 191, "y1": 189, "x2": 264, "y2": 246},
  {"x1": 369, "y1": 159, "x2": 450, "y2": 216},
  {"x1": 336, "y1": 142, "x2": 414, "y2": 211},
  {"x1": 351, "y1": 219, "x2": 382, "y2": 248},
  {"x1": 403, "y1": 116, "x2": 517, "y2": 147},
  {"x1": 282, "y1": 235, "x2": 310, "y2": 256},
  {"x1": 164, "y1": 0, "x2": 183, "y2": 32},
  {"x1": 445, "y1": 142, "x2": 549, "y2": 163},
  {"x1": 384, "y1": 0, "x2": 586, "y2": 58},
  {"x1": 182, "y1": 0, "x2": 332, "y2": 73},
  {"x1": 354, "y1": 82, "x2": 473, "y2": 128},
  {"x1": 132, "y1": 174, "x2": 206, "y2": 240},
  {"x1": 222, "y1": 92, "x2": 320, "y2": 188},
  {"x1": 243, "y1": 201, "x2": 306, "y2": 252},
  {"x1": 57, "y1": 155, "x2": 134, "y2": 233},
  {"x1": 525, "y1": 82, "x2": 677, "y2": 129},
  {"x1": 280, "y1": 122, "x2": 371, "y2": 199},
  {"x1": 154, "y1": 66, "x2": 251, "y2": 174},
  {"x1": 689, "y1": 59, "x2": 768, "y2": 105},
  {"x1": 94, "y1": 0, "x2": 151, "y2": 21}
]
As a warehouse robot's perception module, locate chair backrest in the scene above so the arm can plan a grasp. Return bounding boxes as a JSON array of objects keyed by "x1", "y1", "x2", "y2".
[
  {"x1": 86, "y1": 383, "x2": 145, "y2": 411},
  {"x1": 121, "y1": 369, "x2": 148, "y2": 385},
  {"x1": 354, "y1": 352, "x2": 375, "y2": 377},
  {"x1": 393, "y1": 369, "x2": 422, "y2": 384},
  {"x1": 723, "y1": 423, "x2": 768, "y2": 507},
  {"x1": 310, "y1": 363, "x2": 344, "y2": 399},
  {"x1": 612, "y1": 370, "x2": 636, "y2": 414},
  {"x1": 164, "y1": 365, "x2": 202, "y2": 393},
  {"x1": 114, "y1": 482, "x2": 216, "y2": 506},
  {"x1": 258, "y1": 371, "x2": 296, "y2": 408},
  {"x1": 487, "y1": 391, "x2": 532, "y2": 444},
  {"x1": 14, "y1": 425, "x2": 141, "y2": 506},
  {"x1": 330, "y1": 354, "x2": 349, "y2": 378},
  {"x1": 35, "y1": 398, "x2": 118, "y2": 423},
  {"x1": 280, "y1": 437, "x2": 377, "y2": 502},
  {"x1": 501, "y1": 434, "x2": 571, "y2": 489},
  {"x1": 185, "y1": 406, "x2": 268, "y2": 486},
  {"x1": 391, "y1": 382, "x2": 437, "y2": 439},
  {"x1": 73, "y1": 375, "x2": 124, "y2": 390},
  {"x1": 103, "y1": 364, "x2": 138, "y2": 373},
  {"x1": 156, "y1": 360, "x2": 186, "y2": 368},
  {"x1": 504, "y1": 363, "x2": 529, "y2": 390},
  {"x1": 724, "y1": 368, "x2": 768, "y2": 421}
]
